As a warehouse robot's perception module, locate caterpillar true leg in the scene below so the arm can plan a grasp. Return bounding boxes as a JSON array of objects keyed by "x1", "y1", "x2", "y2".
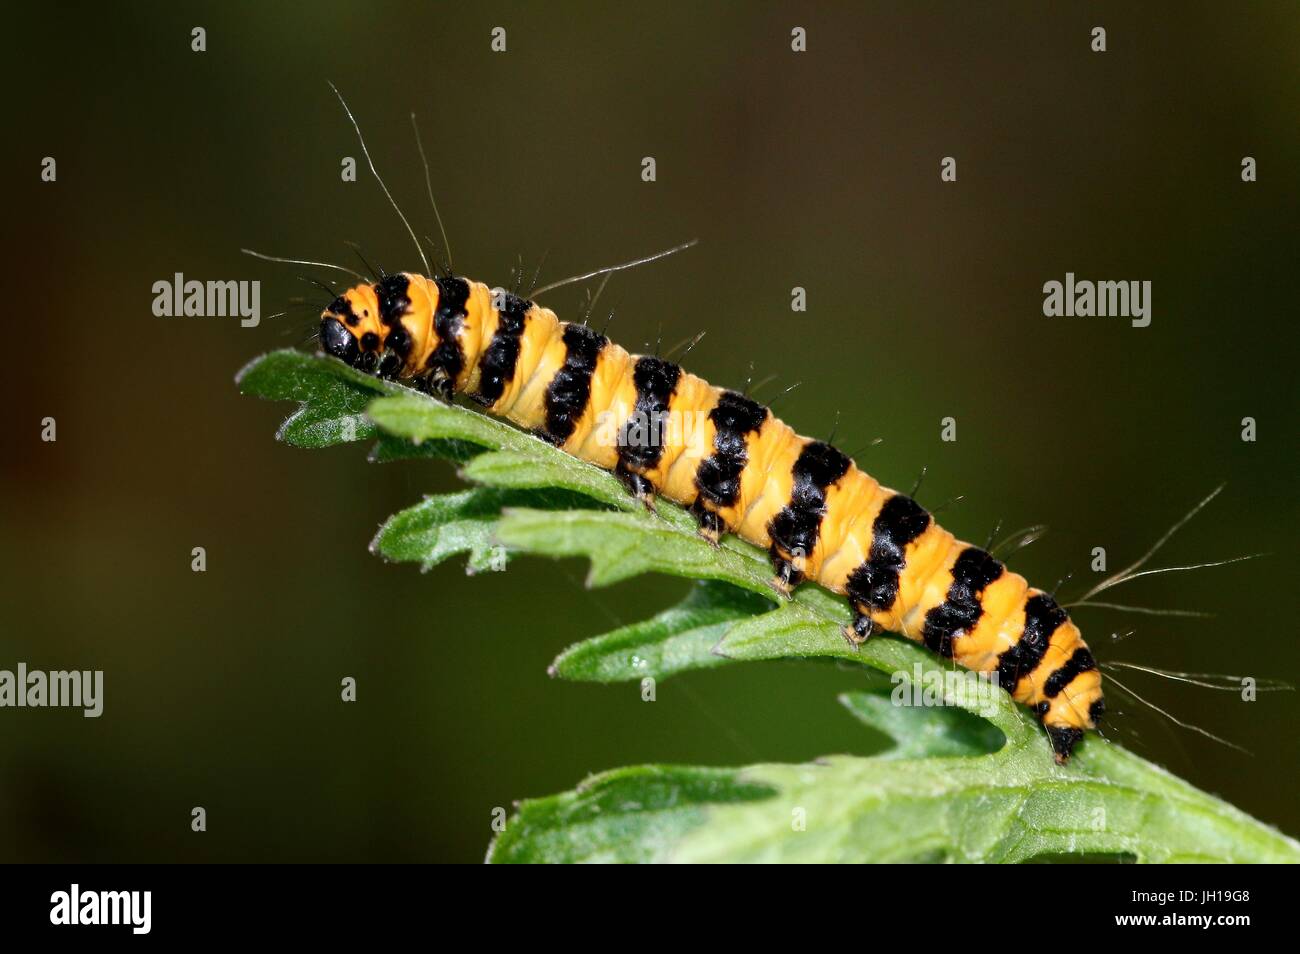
[
  {"x1": 689, "y1": 499, "x2": 726, "y2": 547},
  {"x1": 768, "y1": 546, "x2": 806, "y2": 595},
  {"x1": 613, "y1": 462, "x2": 657, "y2": 511},
  {"x1": 842, "y1": 613, "x2": 879, "y2": 650}
]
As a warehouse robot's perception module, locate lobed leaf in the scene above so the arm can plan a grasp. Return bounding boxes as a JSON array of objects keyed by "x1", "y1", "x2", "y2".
[
  {"x1": 549, "y1": 580, "x2": 774, "y2": 683},
  {"x1": 240, "y1": 350, "x2": 1300, "y2": 864}
]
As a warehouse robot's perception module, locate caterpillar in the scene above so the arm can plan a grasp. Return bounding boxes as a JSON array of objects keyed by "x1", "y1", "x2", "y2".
[{"x1": 317, "y1": 270, "x2": 1104, "y2": 763}]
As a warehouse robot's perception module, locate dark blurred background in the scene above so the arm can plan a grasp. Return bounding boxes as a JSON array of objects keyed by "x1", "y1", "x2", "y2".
[{"x1": 2, "y1": 2, "x2": 1297, "y2": 861}]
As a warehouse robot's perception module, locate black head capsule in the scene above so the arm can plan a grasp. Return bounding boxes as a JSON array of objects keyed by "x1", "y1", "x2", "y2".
[{"x1": 320, "y1": 317, "x2": 359, "y2": 366}]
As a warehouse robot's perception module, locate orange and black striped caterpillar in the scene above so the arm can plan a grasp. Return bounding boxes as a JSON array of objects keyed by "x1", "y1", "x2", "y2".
[{"x1": 318, "y1": 270, "x2": 1104, "y2": 763}]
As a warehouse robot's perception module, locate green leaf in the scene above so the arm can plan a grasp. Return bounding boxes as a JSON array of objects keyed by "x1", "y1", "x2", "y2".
[
  {"x1": 492, "y1": 690, "x2": 1300, "y2": 862},
  {"x1": 459, "y1": 451, "x2": 636, "y2": 512},
  {"x1": 550, "y1": 580, "x2": 773, "y2": 683},
  {"x1": 837, "y1": 690, "x2": 1007, "y2": 759},
  {"x1": 486, "y1": 765, "x2": 779, "y2": 864},
  {"x1": 236, "y1": 349, "x2": 479, "y2": 460},
  {"x1": 240, "y1": 350, "x2": 1300, "y2": 864},
  {"x1": 373, "y1": 486, "x2": 607, "y2": 573},
  {"x1": 495, "y1": 507, "x2": 786, "y2": 593},
  {"x1": 236, "y1": 348, "x2": 392, "y2": 449}
]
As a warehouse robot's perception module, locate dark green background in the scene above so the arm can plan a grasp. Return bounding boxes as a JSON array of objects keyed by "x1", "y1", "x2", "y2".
[{"x1": 3, "y1": 2, "x2": 1297, "y2": 862}]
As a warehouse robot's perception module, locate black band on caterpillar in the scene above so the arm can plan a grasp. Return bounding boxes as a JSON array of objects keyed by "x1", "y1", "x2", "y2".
[
  {"x1": 377, "y1": 274, "x2": 411, "y2": 327},
  {"x1": 427, "y1": 276, "x2": 470, "y2": 394},
  {"x1": 846, "y1": 494, "x2": 932, "y2": 613},
  {"x1": 1044, "y1": 646, "x2": 1098, "y2": 699},
  {"x1": 768, "y1": 440, "x2": 851, "y2": 587},
  {"x1": 694, "y1": 391, "x2": 767, "y2": 509},
  {"x1": 473, "y1": 291, "x2": 531, "y2": 407},
  {"x1": 620, "y1": 356, "x2": 681, "y2": 472},
  {"x1": 543, "y1": 323, "x2": 607, "y2": 444},
  {"x1": 921, "y1": 547, "x2": 1005, "y2": 658},
  {"x1": 996, "y1": 593, "x2": 1068, "y2": 693}
]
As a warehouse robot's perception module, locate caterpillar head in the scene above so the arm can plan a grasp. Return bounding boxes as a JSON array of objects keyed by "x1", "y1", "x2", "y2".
[{"x1": 319, "y1": 281, "x2": 408, "y2": 378}]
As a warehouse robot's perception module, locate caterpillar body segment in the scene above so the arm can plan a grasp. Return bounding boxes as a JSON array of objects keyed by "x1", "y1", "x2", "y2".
[{"x1": 320, "y1": 273, "x2": 1105, "y2": 762}]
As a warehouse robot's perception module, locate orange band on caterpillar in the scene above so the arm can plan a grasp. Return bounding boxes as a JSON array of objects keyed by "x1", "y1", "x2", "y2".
[{"x1": 321, "y1": 272, "x2": 1104, "y2": 763}]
